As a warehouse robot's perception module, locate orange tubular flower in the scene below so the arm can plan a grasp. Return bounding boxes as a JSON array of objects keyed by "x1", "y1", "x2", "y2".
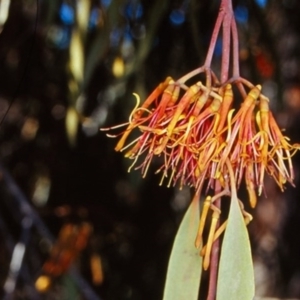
[
  {"x1": 156, "y1": 85, "x2": 224, "y2": 191},
  {"x1": 219, "y1": 85, "x2": 261, "y2": 168},
  {"x1": 256, "y1": 97, "x2": 300, "y2": 192},
  {"x1": 113, "y1": 76, "x2": 174, "y2": 153}
]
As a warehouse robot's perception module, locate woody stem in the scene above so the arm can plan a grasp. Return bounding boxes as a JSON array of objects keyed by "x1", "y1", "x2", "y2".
[
  {"x1": 203, "y1": 5, "x2": 225, "y2": 67},
  {"x1": 177, "y1": 7, "x2": 225, "y2": 85},
  {"x1": 220, "y1": 0, "x2": 233, "y2": 83},
  {"x1": 207, "y1": 181, "x2": 221, "y2": 300},
  {"x1": 177, "y1": 0, "x2": 235, "y2": 85},
  {"x1": 231, "y1": 16, "x2": 240, "y2": 78}
]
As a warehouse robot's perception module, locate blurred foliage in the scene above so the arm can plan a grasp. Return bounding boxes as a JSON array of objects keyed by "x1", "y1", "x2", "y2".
[{"x1": 0, "y1": 0, "x2": 300, "y2": 299}]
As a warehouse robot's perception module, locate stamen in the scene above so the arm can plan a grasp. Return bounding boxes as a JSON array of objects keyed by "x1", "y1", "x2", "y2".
[
  {"x1": 100, "y1": 122, "x2": 130, "y2": 131},
  {"x1": 128, "y1": 93, "x2": 142, "y2": 121},
  {"x1": 119, "y1": 136, "x2": 141, "y2": 152}
]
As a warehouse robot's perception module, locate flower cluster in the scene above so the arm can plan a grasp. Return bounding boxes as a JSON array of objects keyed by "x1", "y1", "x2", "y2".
[
  {"x1": 102, "y1": 69, "x2": 300, "y2": 271},
  {"x1": 103, "y1": 74, "x2": 299, "y2": 210}
]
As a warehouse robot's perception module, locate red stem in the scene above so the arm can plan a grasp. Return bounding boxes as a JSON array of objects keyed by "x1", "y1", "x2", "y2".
[
  {"x1": 231, "y1": 17, "x2": 249, "y2": 96},
  {"x1": 207, "y1": 2, "x2": 234, "y2": 299},
  {"x1": 178, "y1": 0, "x2": 237, "y2": 85},
  {"x1": 204, "y1": 9, "x2": 224, "y2": 67},
  {"x1": 207, "y1": 180, "x2": 222, "y2": 300},
  {"x1": 231, "y1": 17, "x2": 239, "y2": 78},
  {"x1": 220, "y1": 0, "x2": 233, "y2": 83},
  {"x1": 177, "y1": 66, "x2": 205, "y2": 84}
]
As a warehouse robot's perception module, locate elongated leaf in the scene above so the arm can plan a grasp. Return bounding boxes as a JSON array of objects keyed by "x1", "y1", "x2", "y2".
[
  {"x1": 163, "y1": 195, "x2": 202, "y2": 300},
  {"x1": 216, "y1": 195, "x2": 255, "y2": 300}
]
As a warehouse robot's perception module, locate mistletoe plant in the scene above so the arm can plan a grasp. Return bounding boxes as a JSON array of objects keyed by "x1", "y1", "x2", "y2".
[{"x1": 102, "y1": 0, "x2": 300, "y2": 299}]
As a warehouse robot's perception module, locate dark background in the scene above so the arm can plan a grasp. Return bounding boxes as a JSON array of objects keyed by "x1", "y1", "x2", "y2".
[{"x1": 1, "y1": 0, "x2": 300, "y2": 299}]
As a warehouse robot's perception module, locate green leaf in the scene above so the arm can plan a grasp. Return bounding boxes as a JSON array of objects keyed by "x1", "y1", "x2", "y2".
[
  {"x1": 163, "y1": 195, "x2": 202, "y2": 300},
  {"x1": 216, "y1": 195, "x2": 255, "y2": 300}
]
